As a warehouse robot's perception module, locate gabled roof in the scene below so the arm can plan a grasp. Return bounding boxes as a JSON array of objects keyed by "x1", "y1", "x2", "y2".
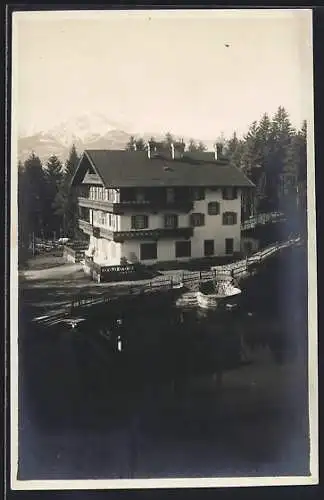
[{"x1": 71, "y1": 149, "x2": 255, "y2": 188}]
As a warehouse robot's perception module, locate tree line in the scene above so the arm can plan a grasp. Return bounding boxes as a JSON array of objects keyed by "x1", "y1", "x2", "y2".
[
  {"x1": 126, "y1": 106, "x2": 307, "y2": 215},
  {"x1": 18, "y1": 144, "x2": 82, "y2": 254},
  {"x1": 18, "y1": 106, "x2": 307, "y2": 260}
]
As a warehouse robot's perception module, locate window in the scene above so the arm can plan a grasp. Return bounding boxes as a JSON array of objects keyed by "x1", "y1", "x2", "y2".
[
  {"x1": 166, "y1": 188, "x2": 175, "y2": 203},
  {"x1": 108, "y1": 214, "x2": 113, "y2": 227},
  {"x1": 204, "y1": 240, "x2": 215, "y2": 256},
  {"x1": 136, "y1": 189, "x2": 145, "y2": 203},
  {"x1": 222, "y1": 187, "x2": 238, "y2": 200},
  {"x1": 208, "y1": 202, "x2": 220, "y2": 215},
  {"x1": 176, "y1": 241, "x2": 191, "y2": 258},
  {"x1": 131, "y1": 214, "x2": 149, "y2": 229},
  {"x1": 140, "y1": 243, "x2": 157, "y2": 260},
  {"x1": 190, "y1": 213, "x2": 205, "y2": 227},
  {"x1": 225, "y1": 238, "x2": 234, "y2": 255},
  {"x1": 164, "y1": 214, "x2": 178, "y2": 229},
  {"x1": 100, "y1": 212, "x2": 106, "y2": 226},
  {"x1": 192, "y1": 188, "x2": 205, "y2": 200},
  {"x1": 222, "y1": 212, "x2": 237, "y2": 225}
]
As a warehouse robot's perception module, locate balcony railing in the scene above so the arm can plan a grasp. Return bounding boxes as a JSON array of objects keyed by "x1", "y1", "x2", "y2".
[
  {"x1": 78, "y1": 197, "x2": 116, "y2": 212},
  {"x1": 113, "y1": 227, "x2": 193, "y2": 242},
  {"x1": 78, "y1": 219, "x2": 193, "y2": 242},
  {"x1": 79, "y1": 219, "x2": 93, "y2": 235},
  {"x1": 78, "y1": 197, "x2": 193, "y2": 214}
]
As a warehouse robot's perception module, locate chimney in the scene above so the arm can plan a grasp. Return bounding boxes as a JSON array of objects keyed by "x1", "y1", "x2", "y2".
[
  {"x1": 214, "y1": 142, "x2": 223, "y2": 160},
  {"x1": 170, "y1": 140, "x2": 185, "y2": 160},
  {"x1": 214, "y1": 143, "x2": 218, "y2": 160},
  {"x1": 171, "y1": 143, "x2": 175, "y2": 160}
]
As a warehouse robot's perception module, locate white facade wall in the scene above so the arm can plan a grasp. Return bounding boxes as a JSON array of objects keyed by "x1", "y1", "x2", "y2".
[
  {"x1": 190, "y1": 188, "x2": 241, "y2": 256},
  {"x1": 120, "y1": 239, "x2": 191, "y2": 265},
  {"x1": 86, "y1": 188, "x2": 242, "y2": 265},
  {"x1": 120, "y1": 188, "x2": 242, "y2": 263},
  {"x1": 85, "y1": 234, "x2": 122, "y2": 265}
]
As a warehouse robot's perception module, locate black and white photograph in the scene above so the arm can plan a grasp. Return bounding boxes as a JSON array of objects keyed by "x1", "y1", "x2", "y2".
[{"x1": 10, "y1": 8, "x2": 318, "y2": 489}]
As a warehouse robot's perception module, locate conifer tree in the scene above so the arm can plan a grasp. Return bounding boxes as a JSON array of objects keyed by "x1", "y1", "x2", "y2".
[
  {"x1": 135, "y1": 137, "x2": 146, "y2": 151},
  {"x1": 197, "y1": 141, "x2": 207, "y2": 152},
  {"x1": 44, "y1": 155, "x2": 64, "y2": 237},
  {"x1": 22, "y1": 152, "x2": 47, "y2": 238},
  {"x1": 125, "y1": 136, "x2": 136, "y2": 151},
  {"x1": 53, "y1": 144, "x2": 80, "y2": 238},
  {"x1": 188, "y1": 139, "x2": 198, "y2": 152}
]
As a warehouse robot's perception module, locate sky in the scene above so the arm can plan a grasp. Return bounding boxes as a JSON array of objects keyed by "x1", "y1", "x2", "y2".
[{"x1": 13, "y1": 9, "x2": 313, "y2": 140}]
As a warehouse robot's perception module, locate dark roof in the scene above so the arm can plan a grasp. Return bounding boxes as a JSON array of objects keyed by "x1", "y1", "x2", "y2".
[{"x1": 72, "y1": 149, "x2": 254, "y2": 188}]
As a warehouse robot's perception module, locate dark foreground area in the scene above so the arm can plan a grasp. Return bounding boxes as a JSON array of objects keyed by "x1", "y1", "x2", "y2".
[{"x1": 17, "y1": 245, "x2": 310, "y2": 480}]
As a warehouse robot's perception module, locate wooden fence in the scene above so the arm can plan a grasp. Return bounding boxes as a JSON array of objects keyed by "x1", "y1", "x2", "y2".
[
  {"x1": 241, "y1": 212, "x2": 285, "y2": 231},
  {"x1": 70, "y1": 237, "x2": 301, "y2": 313}
]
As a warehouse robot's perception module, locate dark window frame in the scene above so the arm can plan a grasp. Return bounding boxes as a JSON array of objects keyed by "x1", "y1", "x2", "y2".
[
  {"x1": 190, "y1": 212, "x2": 205, "y2": 227},
  {"x1": 208, "y1": 201, "x2": 220, "y2": 215},
  {"x1": 204, "y1": 239, "x2": 215, "y2": 256},
  {"x1": 164, "y1": 213, "x2": 178, "y2": 229},
  {"x1": 225, "y1": 238, "x2": 234, "y2": 255},
  {"x1": 175, "y1": 240, "x2": 191, "y2": 258},
  {"x1": 131, "y1": 214, "x2": 149, "y2": 230},
  {"x1": 140, "y1": 242, "x2": 157, "y2": 260},
  {"x1": 222, "y1": 212, "x2": 238, "y2": 225},
  {"x1": 222, "y1": 187, "x2": 238, "y2": 200},
  {"x1": 166, "y1": 187, "x2": 175, "y2": 203},
  {"x1": 192, "y1": 187, "x2": 205, "y2": 201}
]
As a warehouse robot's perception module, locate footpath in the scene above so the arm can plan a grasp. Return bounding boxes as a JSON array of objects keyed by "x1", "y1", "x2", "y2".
[{"x1": 20, "y1": 237, "x2": 301, "y2": 328}]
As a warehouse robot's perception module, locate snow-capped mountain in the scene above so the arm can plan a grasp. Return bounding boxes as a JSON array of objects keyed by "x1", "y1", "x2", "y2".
[
  {"x1": 47, "y1": 113, "x2": 128, "y2": 147},
  {"x1": 17, "y1": 113, "x2": 216, "y2": 163},
  {"x1": 18, "y1": 113, "x2": 134, "y2": 163}
]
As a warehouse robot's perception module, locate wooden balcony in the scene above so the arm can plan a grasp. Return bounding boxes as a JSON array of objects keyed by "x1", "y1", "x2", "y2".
[
  {"x1": 112, "y1": 227, "x2": 193, "y2": 242},
  {"x1": 78, "y1": 219, "x2": 193, "y2": 242},
  {"x1": 78, "y1": 197, "x2": 193, "y2": 214},
  {"x1": 78, "y1": 197, "x2": 117, "y2": 212},
  {"x1": 79, "y1": 219, "x2": 93, "y2": 235}
]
